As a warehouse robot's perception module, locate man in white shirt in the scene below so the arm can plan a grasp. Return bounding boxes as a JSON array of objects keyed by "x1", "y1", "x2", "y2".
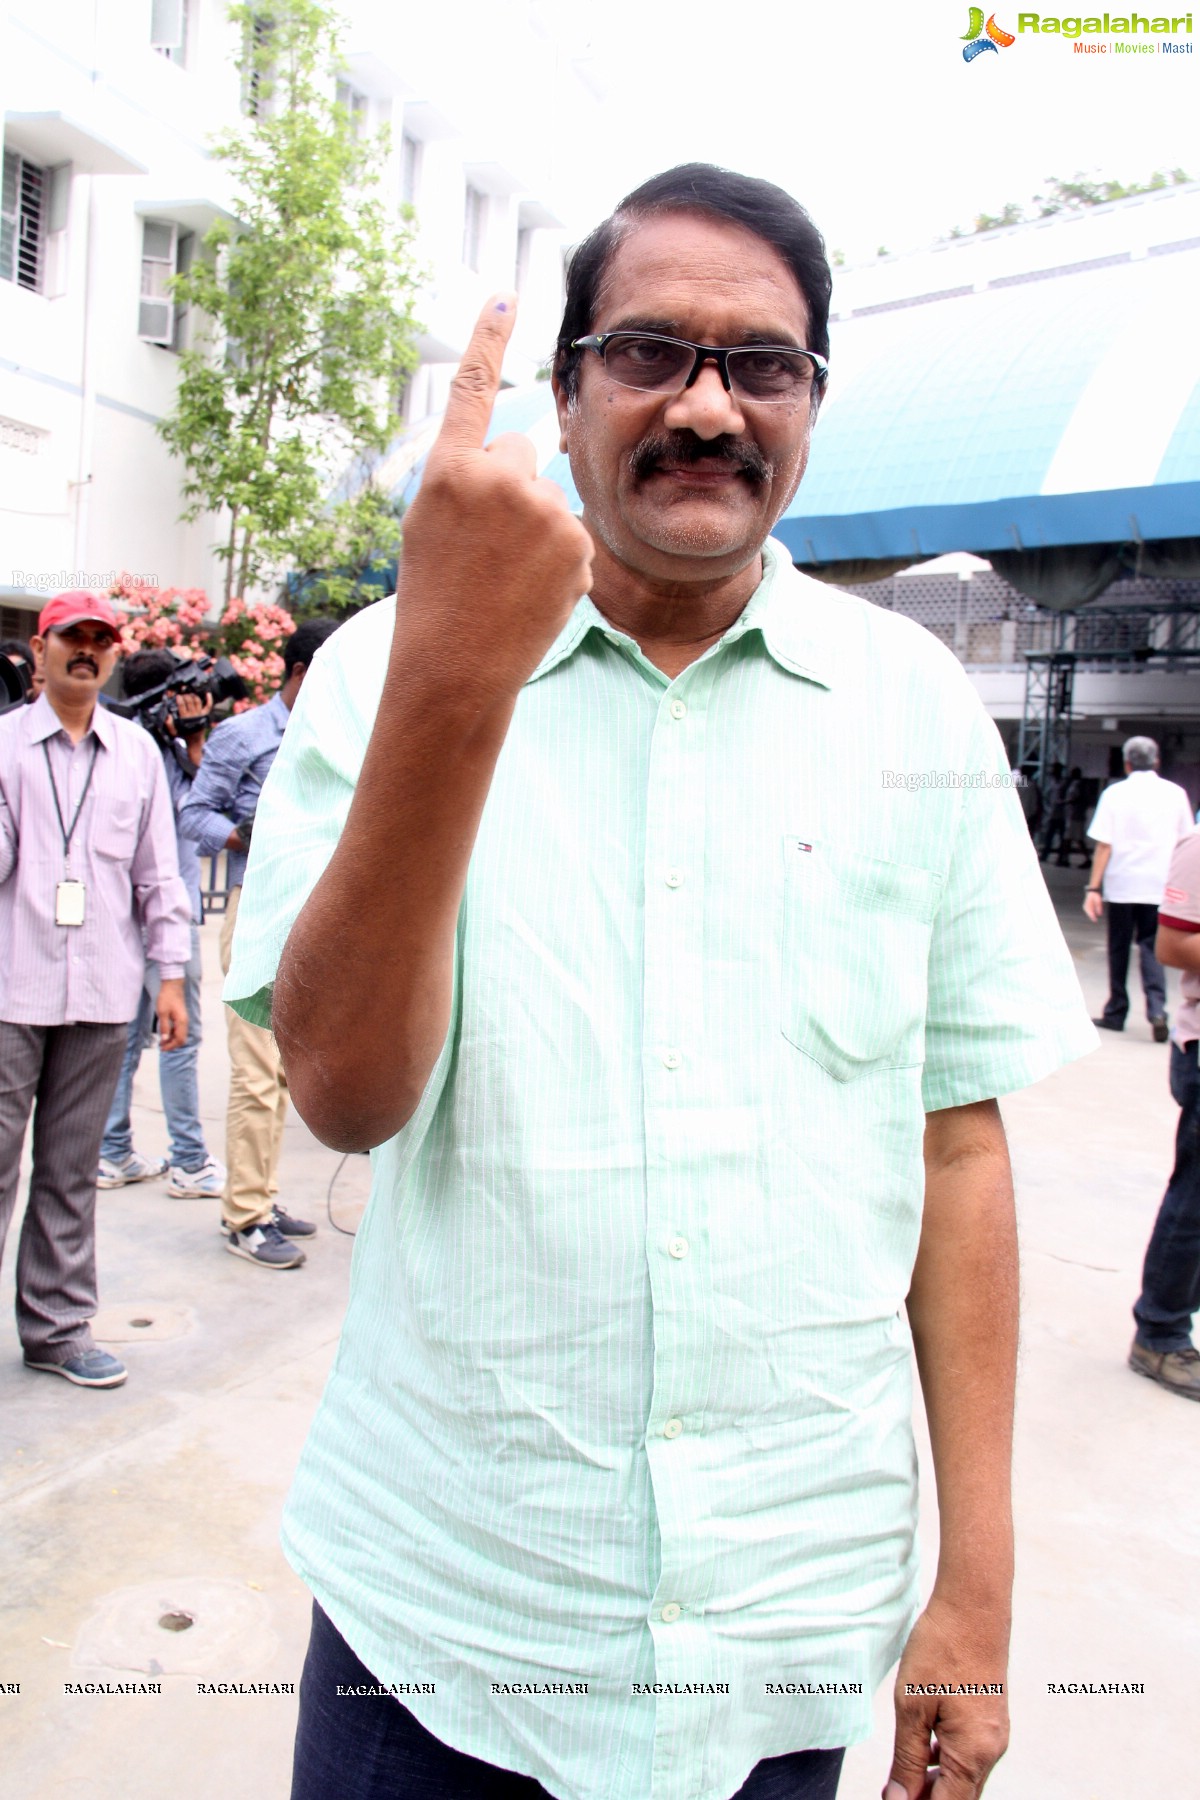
[{"x1": 1083, "y1": 737, "x2": 1194, "y2": 1038}]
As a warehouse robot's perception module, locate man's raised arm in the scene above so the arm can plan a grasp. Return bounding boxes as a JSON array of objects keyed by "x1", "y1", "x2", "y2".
[{"x1": 271, "y1": 297, "x2": 593, "y2": 1152}]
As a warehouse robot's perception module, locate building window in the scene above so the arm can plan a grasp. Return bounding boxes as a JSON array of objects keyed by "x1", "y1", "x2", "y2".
[
  {"x1": 243, "y1": 13, "x2": 276, "y2": 118},
  {"x1": 335, "y1": 80, "x2": 368, "y2": 139},
  {"x1": 400, "y1": 133, "x2": 421, "y2": 208},
  {"x1": 463, "y1": 185, "x2": 486, "y2": 273},
  {"x1": 1, "y1": 150, "x2": 46, "y2": 292},
  {"x1": 150, "y1": 0, "x2": 190, "y2": 66},
  {"x1": 139, "y1": 218, "x2": 179, "y2": 346}
]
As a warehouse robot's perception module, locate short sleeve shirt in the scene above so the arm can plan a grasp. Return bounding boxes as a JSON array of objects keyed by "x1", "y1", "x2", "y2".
[
  {"x1": 1086, "y1": 771, "x2": 1194, "y2": 903},
  {"x1": 226, "y1": 540, "x2": 1095, "y2": 1800}
]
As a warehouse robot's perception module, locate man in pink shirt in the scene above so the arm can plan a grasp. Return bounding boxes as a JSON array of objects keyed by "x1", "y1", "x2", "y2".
[
  {"x1": 0, "y1": 592, "x2": 191, "y2": 1388},
  {"x1": 1131, "y1": 829, "x2": 1200, "y2": 1400}
]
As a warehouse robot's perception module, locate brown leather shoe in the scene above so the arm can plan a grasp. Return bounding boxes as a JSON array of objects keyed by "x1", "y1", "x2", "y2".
[{"x1": 1129, "y1": 1339, "x2": 1200, "y2": 1400}]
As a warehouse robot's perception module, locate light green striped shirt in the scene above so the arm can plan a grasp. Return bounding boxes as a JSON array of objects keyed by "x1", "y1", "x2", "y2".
[{"x1": 227, "y1": 538, "x2": 1094, "y2": 1800}]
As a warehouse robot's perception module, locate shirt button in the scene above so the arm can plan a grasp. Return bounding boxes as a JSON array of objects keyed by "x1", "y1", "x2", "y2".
[
  {"x1": 661, "y1": 1048, "x2": 681, "y2": 1070},
  {"x1": 663, "y1": 1418, "x2": 683, "y2": 1438},
  {"x1": 668, "y1": 1236, "x2": 689, "y2": 1259},
  {"x1": 669, "y1": 699, "x2": 687, "y2": 720},
  {"x1": 660, "y1": 1602, "x2": 682, "y2": 1623},
  {"x1": 665, "y1": 869, "x2": 684, "y2": 889}
]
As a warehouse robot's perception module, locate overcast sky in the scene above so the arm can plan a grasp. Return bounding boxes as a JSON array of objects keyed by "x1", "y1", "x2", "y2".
[{"x1": 508, "y1": 1, "x2": 1199, "y2": 260}]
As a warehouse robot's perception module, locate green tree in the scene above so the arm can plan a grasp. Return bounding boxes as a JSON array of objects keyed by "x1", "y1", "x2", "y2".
[
  {"x1": 159, "y1": 0, "x2": 420, "y2": 608},
  {"x1": 950, "y1": 167, "x2": 1192, "y2": 238}
]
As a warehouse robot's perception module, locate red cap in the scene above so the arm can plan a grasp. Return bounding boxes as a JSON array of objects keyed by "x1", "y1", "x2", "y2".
[{"x1": 37, "y1": 591, "x2": 122, "y2": 637}]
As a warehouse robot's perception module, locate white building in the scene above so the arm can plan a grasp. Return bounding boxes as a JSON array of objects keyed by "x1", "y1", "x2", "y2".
[{"x1": 0, "y1": 0, "x2": 599, "y2": 638}]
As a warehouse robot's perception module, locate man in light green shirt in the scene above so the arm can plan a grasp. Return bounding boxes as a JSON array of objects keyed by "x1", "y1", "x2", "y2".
[{"x1": 227, "y1": 165, "x2": 1094, "y2": 1800}]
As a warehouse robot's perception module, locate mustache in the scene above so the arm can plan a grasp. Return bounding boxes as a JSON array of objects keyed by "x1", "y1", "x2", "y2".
[
  {"x1": 68, "y1": 656, "x2": 98, "y2": 673},
  {"x1": 629, "y1": 430, "x2": 772, "y2": 485}
]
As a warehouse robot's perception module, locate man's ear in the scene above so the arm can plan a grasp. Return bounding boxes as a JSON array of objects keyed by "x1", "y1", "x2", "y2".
[
  {"x1": 30, "y1": 634, "x2": 46, "y2": 660},
  {"x1": 551, "y1": 372, "x2": 571, "y2": 455}
]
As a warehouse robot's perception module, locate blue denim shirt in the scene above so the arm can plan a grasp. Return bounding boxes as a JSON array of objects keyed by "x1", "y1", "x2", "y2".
[{"x1": 178, "y1": 690, "x2": 289, "y2": 889}]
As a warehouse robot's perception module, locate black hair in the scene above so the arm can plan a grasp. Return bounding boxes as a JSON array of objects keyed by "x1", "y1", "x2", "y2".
[
  {"x1": 0, "y1": 638, "x2": 36, "y2": 671},
  {"x1": 284, "y1": 617, "x2": 340, "y2": 679},
  {"x1": 122, "y1": 648, "x2": 178, "y2": 698},
  {"x1": 554, "y1": 163, "x2": 833, "y2": 404}
]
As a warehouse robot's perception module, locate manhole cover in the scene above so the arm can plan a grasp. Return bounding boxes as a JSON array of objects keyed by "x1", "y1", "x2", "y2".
[
  {"x1": 91, "y1": 1304, "x2": 193, "y2": 1343},
  {"x1": 74, "y1": 1579, "x2": 276, "y2": 1676}
]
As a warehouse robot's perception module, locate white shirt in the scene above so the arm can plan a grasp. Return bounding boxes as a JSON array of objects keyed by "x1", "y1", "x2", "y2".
[{"x1": 1088, "y1": 770, "x2": 1194, "y2": 904}]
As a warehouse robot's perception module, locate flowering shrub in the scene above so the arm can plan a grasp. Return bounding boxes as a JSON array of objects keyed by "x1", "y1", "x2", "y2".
[
  {"x1": 208, "y1": 597, "x2": 296, "y2": 709},
  {"x1": 109, "y1": 578, "x2": 295, "y2": 711}
]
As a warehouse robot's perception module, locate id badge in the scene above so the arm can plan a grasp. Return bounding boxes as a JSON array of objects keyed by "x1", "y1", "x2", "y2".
[{"x1": 55, "y1": 880, "x2": 86, "y2": 927}]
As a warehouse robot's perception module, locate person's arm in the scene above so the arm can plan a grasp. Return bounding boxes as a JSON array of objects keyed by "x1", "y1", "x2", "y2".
[
  {"x1": 177, "y1": 717, "x2": 249, "y2": 854},
  {"x1": 1155, "y1": 923, "x2": 1200, "y2": 970},
  {"x1": 272, "y1": 296, "x2": 593, "y2": 1152},
  {"x1": 1082, "y1": 840, "x2": 1110, "y2": 921},
  {"x1": 885, "y1": 1098, "x2": 1013, "y2": 1800},
  {"x1": 0, "y1": 772, "x2": 14, "y2": 885}
]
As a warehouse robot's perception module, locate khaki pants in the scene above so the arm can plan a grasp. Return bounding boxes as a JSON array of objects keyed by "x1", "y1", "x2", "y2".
[{"x1": 220, "y1": 885, "x2": 288, "y2": 1231}]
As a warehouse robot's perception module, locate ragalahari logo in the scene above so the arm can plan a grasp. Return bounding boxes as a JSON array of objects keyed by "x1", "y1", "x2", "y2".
[{"x1": 962, "y1": 8, "x2": 1017, "y2": 57}]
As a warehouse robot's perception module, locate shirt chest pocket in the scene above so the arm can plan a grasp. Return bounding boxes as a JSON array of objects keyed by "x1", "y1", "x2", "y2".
[
  {"x1": 92, "y1": 802, "x2": 141, "y2": 862},
  {"x1": 780, "y1": 838, "x2": 943, "y2": 1081}
]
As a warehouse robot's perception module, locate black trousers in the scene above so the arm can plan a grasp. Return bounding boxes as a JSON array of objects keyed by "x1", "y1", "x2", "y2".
[
  {"x1": 291, "y1": 1602, "x2": 845, "y2": 1800},
  {"x1": 1102, "y1": 902, "x2": 1166, "y2": 1027}
]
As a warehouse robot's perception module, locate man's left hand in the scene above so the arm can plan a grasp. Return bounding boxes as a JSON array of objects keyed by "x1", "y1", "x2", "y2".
[
  {"x1": 884, "y1": 1595, "x2": 1010, "y2": 1799},
  {"x1": 166, "y1": 691, "x2": 213, "y2": 767},
  {"x1": 156, "y1": 978, "x2": 189, "y2": 1052}
]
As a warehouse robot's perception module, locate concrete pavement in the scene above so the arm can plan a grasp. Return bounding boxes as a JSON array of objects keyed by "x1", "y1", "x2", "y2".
[{"x1": 1, "y1": 867, "x2": 1197, "y2": 1800}]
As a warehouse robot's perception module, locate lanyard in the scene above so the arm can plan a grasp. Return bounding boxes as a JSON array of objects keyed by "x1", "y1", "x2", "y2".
[{"x1": 42, "y1": 737, "x2": 99, "y2": 874}]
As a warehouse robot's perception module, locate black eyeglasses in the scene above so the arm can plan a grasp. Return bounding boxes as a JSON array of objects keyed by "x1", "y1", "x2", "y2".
[{"x1": 571, "y1": 331, "x2": 828, "y2": 405}]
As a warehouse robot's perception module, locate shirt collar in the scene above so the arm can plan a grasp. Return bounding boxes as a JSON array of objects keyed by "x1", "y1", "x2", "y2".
[
  {"x1": 27, "y1": 690, "x2": 117, "y2": 748},
  {"x1": 525, "y1": 537, "x2": 834, "y2": 690}
]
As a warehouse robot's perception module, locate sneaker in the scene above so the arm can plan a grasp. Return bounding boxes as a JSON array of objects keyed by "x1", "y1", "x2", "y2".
[
  {"x1": 222, "y1": 1219, "x2": 306, "y2": 1269},
  {"x1": 1129, "y1": 1338, "x2": 1200, "y2": 1400},
  {"x1": 97, "y1": 1151, "x2": 168, "y2": 1189},
  {"x1": 167, "y1": 1157, "x2": 227, "y2": 1199},
  {"x1": 25, "y1": 1346, "x2": 128, "y2": 1388},
  {"x1": 270, "y1": 1204, "x2": 316, "y2": 1238},
  {"x1": 1151, "y1": 1015, "x2": 1169, "y2": 1043}
]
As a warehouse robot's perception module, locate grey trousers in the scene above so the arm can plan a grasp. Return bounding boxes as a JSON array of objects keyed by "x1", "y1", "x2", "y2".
[{"x1": 0, "y1": 1020, "x2": 128, "y2": 1359}]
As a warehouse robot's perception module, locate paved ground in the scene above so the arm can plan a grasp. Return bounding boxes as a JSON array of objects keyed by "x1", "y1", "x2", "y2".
[{"x1": 1, "y1": 862, "x2": 1197, "y2": 1799}]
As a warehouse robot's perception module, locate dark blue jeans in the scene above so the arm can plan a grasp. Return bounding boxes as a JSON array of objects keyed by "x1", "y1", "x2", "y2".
[
  {"x1": 1134, "y1": 1039, "x2": 1200, "y2": 1352},
  {"x1": 291, "y1": 1602, "x2": 844, "y2": 1800}
]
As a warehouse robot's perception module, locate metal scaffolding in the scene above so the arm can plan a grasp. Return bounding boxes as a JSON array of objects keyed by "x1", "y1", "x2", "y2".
[{"x1": 1017, "y1": 651, "x2": 1077, "y2": 785}]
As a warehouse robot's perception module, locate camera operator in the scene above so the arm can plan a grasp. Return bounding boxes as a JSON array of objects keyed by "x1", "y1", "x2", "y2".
[
  {"x1": 0, "y1": 593, "x2": 190, "y2": 1388},
  {"x1": 178, "y1": 617, "x2": 339, "y2": 1269},
  {"x1": 96, "y1": 650, "x2": 226, "y2": 1199},
  {"x1": 1, "y1": 638, "x2": 40, "y2": 704}
]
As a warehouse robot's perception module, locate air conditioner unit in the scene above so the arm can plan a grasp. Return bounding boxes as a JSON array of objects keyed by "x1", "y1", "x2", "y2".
[{"x1": 149, "y1": 0, "x2": 185, "y2": 52}]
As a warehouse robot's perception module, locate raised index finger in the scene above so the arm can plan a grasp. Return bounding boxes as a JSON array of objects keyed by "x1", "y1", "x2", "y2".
[{"x1": 433, "y1": 292, "x2": 518, "y2": 458}]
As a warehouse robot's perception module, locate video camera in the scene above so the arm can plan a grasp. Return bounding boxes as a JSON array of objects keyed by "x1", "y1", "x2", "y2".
[
  {"x1": 108, "y1": 653, "x2": 248, "y2": 743},
  {"x1": 1, "y1": 655, "x2": 32, "y2": 716}
]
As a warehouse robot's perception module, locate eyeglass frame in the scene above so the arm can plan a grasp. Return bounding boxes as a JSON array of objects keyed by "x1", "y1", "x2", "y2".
[{"x1": 570, "y1": 331, "x2": 829, "y2": 404}]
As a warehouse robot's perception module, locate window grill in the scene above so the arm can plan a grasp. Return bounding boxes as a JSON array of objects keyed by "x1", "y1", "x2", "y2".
[
  {"x1": 244, "y1": 14, "x2": 276, "y2": 118},
  {"x1": 139, "y1": 218, "x2": 177, "y2": 345},
  {"x1": 1, "y1": 150, "x2": 46, "y2": 291}
]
